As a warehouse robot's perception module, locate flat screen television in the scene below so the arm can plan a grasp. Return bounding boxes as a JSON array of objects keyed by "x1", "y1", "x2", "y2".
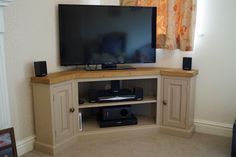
[{"x1": 59, "y1": 4, "x2": 156, "y2": 69}]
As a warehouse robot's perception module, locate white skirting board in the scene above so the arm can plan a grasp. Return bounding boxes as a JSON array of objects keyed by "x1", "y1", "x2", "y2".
[
  {"x1": 194, "y1": 119, "x2": 233, "y2": 137},
  {"x1": 16, "y1": 120, "x2": 233, "y2": 156},
  {"x1": 16, "y1": 135, "x2": 35, "y2": 157}
]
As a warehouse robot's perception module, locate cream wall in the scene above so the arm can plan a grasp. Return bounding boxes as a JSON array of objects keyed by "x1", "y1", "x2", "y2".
[
  {"x1": 101, "y1": 0, "x2": 236, "y2": 125},
  {"x1": 4, "y1": 0, "x2": 100, "y2": 141},
  {"x1": 193, "y1": 0, "x2": 236, "y2": 124},
  {"x1": 4, "y1": 0, "x2": 236, "y2": 145}
]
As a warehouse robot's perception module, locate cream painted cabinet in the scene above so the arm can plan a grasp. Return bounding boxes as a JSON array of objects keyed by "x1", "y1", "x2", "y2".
[
  {"x1": 162, "y1": 78, "x2": 188, "y2": 128},
  {"x1": 161, "y1": 76, "x2": 196, "y2": 137},
  {"x1": 53, "y1": 83, "x2": 74, "y2": 143},
  {"x1": 32, "y1": 81, "x2": 78, "y2": 155},
  {"x1": 31, "y1": 68, "x2": 198, "y2": 154}
]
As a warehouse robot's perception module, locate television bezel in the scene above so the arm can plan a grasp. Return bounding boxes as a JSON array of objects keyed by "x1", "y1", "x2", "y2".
[{"x1": 58, "y1": 4, "x2": 157, "y2": 66}]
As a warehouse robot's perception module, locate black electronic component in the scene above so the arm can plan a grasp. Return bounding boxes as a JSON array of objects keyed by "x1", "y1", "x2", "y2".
[
  {"x1": 100, "y1": 115, "x2": 137, "y2": 128},
  {"x1": 101, "y1": 106, "x2": 133, "y2": 121},
  {"x1": 182, "y1": 57, "x2": 192, "y2": 70},
  {"x1": 88, "y1": 87, "x2": 143, "y2": 103},
  {"x1": 34, "y1": 61, "x2": 47, "y2": 77},
  {"x1": 99, "y1": 106, "x2": 137, "y2": 128}
]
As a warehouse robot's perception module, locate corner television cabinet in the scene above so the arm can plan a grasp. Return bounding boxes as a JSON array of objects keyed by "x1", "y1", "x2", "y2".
[{"x1": 31, "y1": 67, "x2": 198, "y2": 155}]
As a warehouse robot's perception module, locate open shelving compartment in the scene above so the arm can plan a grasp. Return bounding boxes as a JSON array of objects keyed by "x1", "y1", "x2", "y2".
[{"x1": 77, "y1": 76, "x2": 159, "y2": 134}]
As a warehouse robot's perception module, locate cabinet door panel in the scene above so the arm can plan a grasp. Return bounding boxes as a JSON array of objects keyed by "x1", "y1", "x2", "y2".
[
  {"x1": 163, "y1": 78, "x2": 188, "y2": 128},
  {"x1": 53, "y1": 83, "x2": 73, "y2": 143}
]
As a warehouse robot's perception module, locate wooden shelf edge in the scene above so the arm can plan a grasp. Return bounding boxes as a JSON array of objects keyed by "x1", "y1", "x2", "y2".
[
  {"x1": 160, "y1": 69, "x2": 198, "y2": 77},
  {"x1": 31, "y1": 67, "x2": 199, "y2": 84}
]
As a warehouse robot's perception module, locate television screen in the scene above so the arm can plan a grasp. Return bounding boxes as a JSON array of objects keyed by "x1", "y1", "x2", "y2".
[{"x1": 59, "y1": 5, "x2": 156, "y2": 66}]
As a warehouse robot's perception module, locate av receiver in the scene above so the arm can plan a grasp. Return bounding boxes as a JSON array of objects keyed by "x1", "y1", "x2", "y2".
[{"x1": 99, "y1": 106, "x2": 137, "y2": 128}]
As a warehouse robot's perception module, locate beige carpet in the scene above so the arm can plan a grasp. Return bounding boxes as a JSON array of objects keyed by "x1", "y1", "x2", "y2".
[{"x1": 22, "y1": 129, "x2": 231, "y2": 157}]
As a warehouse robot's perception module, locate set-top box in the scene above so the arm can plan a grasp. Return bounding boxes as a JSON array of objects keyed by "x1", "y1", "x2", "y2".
[{"x1": 89, "y1": 87, "x2": 143, "y2": 103}]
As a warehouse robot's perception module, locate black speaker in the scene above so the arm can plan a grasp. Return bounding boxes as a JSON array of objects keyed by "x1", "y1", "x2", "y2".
[
  {"x1": 182, "y1": 57, "x2": 192, "y2": 70},
  {"x1": 34, "y1": 61, "x2": 47, "y2": 77},
  {"x1": 134, "y1": 87, "x2": 143, "y2": 101},
  {"x1": 101, "y1": 106, "x2": 133, "y2": 121}
]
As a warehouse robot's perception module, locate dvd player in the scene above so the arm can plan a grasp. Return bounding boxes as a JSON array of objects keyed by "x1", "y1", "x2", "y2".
[
  {"x1": 97, "y1": 89, "x2": 135, "y2": 102},
  {"x1": 98, "y1": 95, "x2": 136, "y2": 102},
  {"x1": 89, "y1": 87, "x2": 143, "y2": 103},
  {"x1": 100, "y1": 115, "x2": 138, "y2": 128}
]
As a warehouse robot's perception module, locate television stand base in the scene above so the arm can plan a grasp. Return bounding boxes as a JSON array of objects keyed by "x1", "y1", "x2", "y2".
[{"x1": 84, "y1": 64, "x2": 135, "y2": 71}]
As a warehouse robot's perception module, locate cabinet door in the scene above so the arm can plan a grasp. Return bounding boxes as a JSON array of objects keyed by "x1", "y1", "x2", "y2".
[
  {"x1": 162, "y1": 77, "x2": 188, "y2": 128},
  {"x1": 53, "y1": 83, "x2": 74, "y2": 143}
]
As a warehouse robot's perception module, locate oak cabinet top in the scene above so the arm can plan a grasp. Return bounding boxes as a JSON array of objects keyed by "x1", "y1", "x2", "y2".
[{"x1": 31, "y1": 67, "x2": 198, "y2": 84}]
